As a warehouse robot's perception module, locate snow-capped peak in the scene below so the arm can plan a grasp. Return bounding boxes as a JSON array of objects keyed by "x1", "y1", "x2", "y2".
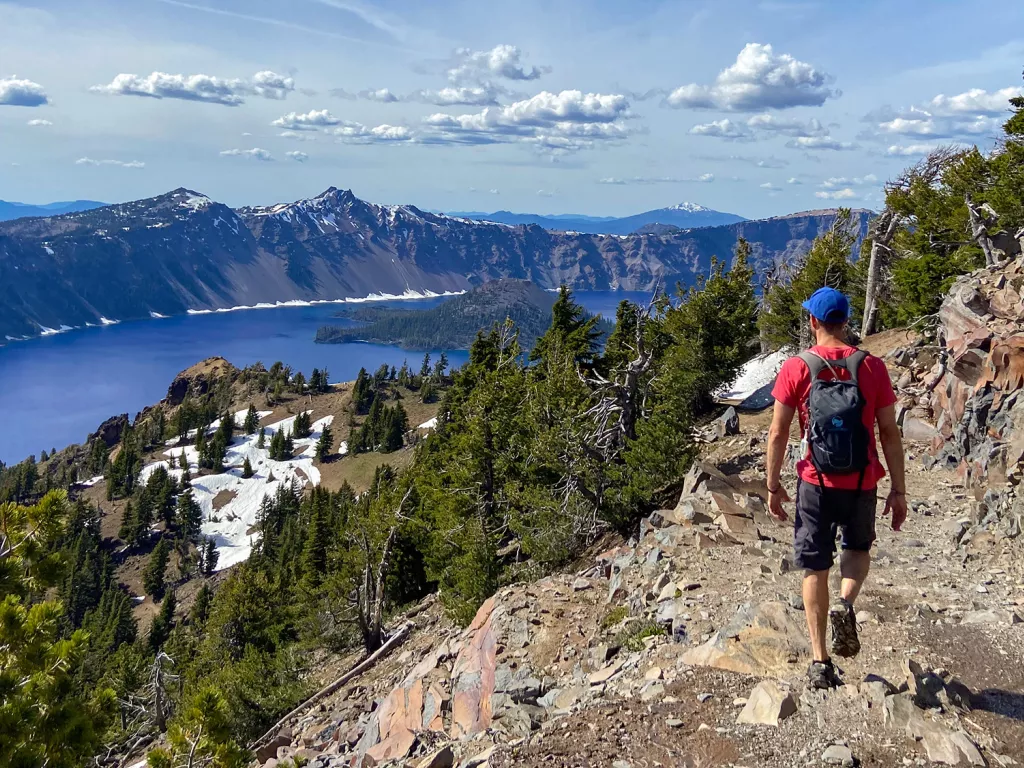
[{"x1": 666, "y1": 202, "x2": 711, "y2": 213}]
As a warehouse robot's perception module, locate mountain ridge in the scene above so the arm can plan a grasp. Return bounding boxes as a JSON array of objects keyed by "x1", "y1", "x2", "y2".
[
  {"x1": 0, "y1": 186, "x2": 871, "y2": 341},
  {"x1": 446, "y1": 202, "x2": 746, "y2": 234},
  {"x1": 0, "y1": 198, "x2": 107, "y2": 222}
]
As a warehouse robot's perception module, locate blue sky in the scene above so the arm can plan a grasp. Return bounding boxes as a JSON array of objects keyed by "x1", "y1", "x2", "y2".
[{"x1": 1, "y1": 0, "x2": 1022, "y2": 218}]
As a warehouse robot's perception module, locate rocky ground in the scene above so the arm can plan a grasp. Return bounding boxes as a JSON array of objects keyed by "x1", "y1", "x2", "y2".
[
  {"x1": 231, "y1": 262, "x2": 1024, "y2": 767},
  {"x1": 254, "y1": 416, "x2": 1024, "y2": 768}
]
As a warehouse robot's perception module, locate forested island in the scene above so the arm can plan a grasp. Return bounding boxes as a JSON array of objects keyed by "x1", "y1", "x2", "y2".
[{"x1": 315, "y1": 278, "x2": 612, "y2": 350}]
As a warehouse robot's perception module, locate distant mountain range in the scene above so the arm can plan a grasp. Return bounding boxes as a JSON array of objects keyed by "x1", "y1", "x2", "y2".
[
  {"x1": 0, "y1": 186, "x2": 872, "y2": 341},
  {"x1": 316, "y1": 279, "x2": 612, "y2": 350},
  {"x1": 0, "y1": 199, "x2": 106, "y2": 222},
  {"x1": 447, "y1": 202, "x2": 746, "y2": 235}
]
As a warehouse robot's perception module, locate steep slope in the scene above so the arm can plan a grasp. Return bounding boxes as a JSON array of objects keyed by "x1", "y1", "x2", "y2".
[
  {"x1": 450, "y1": 202, "x2": 746, "y2": 234},
  {"x1": 0, "y1": 186, "x2": 870, "y2": 340},
  {"x1": 0, "y1": 199, "x2": 106, "y2": 221}
]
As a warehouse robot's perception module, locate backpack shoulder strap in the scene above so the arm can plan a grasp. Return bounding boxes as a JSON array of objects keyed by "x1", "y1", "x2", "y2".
[
  {"x1": 797, "y1": 351, "x2": 827, "y2": 381},
  {"x1": 845, "y1": 349, "x2": 869, "y2": 386}
]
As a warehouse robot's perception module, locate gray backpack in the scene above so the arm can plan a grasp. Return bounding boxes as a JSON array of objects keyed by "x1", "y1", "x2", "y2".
[{"x1": 797, "y1": 349, "x2": 870, "y2": 491}]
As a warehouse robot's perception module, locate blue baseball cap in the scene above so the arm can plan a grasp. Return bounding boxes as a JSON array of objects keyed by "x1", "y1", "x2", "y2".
[{"x1": 802, "y1": 287, "x2": 850, "y2": 323}]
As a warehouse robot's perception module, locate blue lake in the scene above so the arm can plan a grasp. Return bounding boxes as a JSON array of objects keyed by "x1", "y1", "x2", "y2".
[{"x1": 0, "y1": 291, "x2": 651, "y2": 464}]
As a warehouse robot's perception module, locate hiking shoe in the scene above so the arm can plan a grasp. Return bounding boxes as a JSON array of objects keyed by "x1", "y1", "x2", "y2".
[
  {"x1": 807, "y1": 659, "x2": 844, "y2": 690},
  {"x1": 829, "y1": 598, "x2": 861, "y2": 658}
]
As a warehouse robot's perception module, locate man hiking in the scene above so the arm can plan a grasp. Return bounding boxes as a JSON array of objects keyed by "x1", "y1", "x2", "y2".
[{"x1": 764, "y1": 287, "x2": 908, "y2": 690}]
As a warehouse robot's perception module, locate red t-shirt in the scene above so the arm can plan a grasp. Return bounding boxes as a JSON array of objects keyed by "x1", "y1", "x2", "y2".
[{"x1": 771, "y1": 345, "x2": 897, "y2": 490}]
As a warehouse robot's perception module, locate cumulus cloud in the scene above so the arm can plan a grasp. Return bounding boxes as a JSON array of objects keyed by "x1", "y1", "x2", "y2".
[
  {"x1": 864, "y1": 86, "x2": 1020, "y2": 142},
  {"x1": 489, "y1": 188, "x2": 500, "y2": 194},
  {"x1": 786, "y1": 136, "x2": 857, "y2": 150},
  {"x1": 279, "y1": 130, "x2": 316, "y2": 141},
  {"x1": 884, "y1": 142, "x2": 963, "y2": 157},
  {"x1": 760, "y1": 182, "x2": 782, "y2": 191},
  {"x1": 787, "y1": 177, "x2": 802, "y2": 185},
  {"x1": 412, "y1": 86, "x2": 501, "y2": 106},
  {"x1": 286, "y1": 150, "x2": 309, "y2": 162},
  {"x1": 690, "y1": 113, "x2": 831, "y2": 143},
  {"x1": 597, "y1": 173, "x2": 715, "y2": 184},
  {"x1": 362, "y1": 88, "x2": 398, "y2": 103},
  {"x1": 91, "y1": 70, "x2": 294, "y2": 106},
  {"x1": 815, "y1": 188, "x2": 857, "y2": 200},
  {"x1": 697, "y1": 153, "x2": 790, "y2": 168},
  {"x1": 75, "y1": 157, "x2": 145, "y2": 168},
  {"x1": 820, "y1": 174, "x2": 877, "y2": 189},
  {"x1": 220, "y1": 147, "x2": 274, "y2": 160},
  {"x1": 0, "y1": 75, "x2": 49, "y2": 107},
  {"x1": 329, "y1": 122, "x2": 414, "y2": 144},
  {"x1": 666, "y1": 43, "x2": 836, "y2": 111},
  {"x1": 536, "y1": 189, "x2": 555, "y2": 197},
  {"x1": 27, "y1": 118, "x2": 52, "y2": 126},
  {"x1": 420, "y1": 90, "x2": 632, "y2": 152},
  {"x1": 272, "y1": 109, "x2": 341, "y2": 130},
  {"x1": 448, "y1": 44, "x2": 549, "y2": 84}
]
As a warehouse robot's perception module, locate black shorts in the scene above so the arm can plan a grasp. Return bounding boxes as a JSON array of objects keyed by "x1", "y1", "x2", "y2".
[{"x1": 794, "y1": 480, "x2": 877, "y2": 571}]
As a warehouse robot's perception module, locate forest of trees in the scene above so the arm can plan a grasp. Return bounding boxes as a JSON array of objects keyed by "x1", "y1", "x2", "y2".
[{"x1": 0, "y1": 72, "x2": 1020, "y2": 768}]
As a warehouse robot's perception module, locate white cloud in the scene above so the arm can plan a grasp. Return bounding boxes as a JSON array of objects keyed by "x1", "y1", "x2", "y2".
[
  {"x1": 278, "y1": 130, "x2": 316, "y2": 141},
  {"x1": 690, "y1": 113, "x2": 829, "y2": 142},
  {"x1": 865, "y1": 86, "x2": 1019, "y2": 141},
  {"x1": 489, "y1": 188, "x2": 500, "y2": 194},
  {"x1": 666, "y1": 43, "x2": 836, "y2": 111},
  {"x1": 412, "y1": 86, "x2": 500, "y2": 106},
  {"x1": 0, "y1": 75, "x2": 49, "y2": 107},
  {"x1": 597, "y1": 173, "x2": 715, "y2": 184},
  {"x1": 787, "y1": 177, "x2": 802, "y2": 185},
  {"x1": 91, "y1": 70, "x2": 294, "y2": 106},
  {"x1": 75, "y1": 157, "x2": 145, "y2": 168},
  {"x1": 815, "y1": 188, "x2": 857, "y2": 200},
  {"x1": 928, "y1": 87, "x2": 1021, "y2": 116},
  {"x1": 448, "y1": 44, "x2": 549, "y2": 84},
  {"x1": 362, "y1": 87, "x2": 398, "y2": 103},
  {"x1": 420, "y1": 90, "x2": 632, "y2": 152},
  {"x1": 820, "y1": 174, "x2": 877, "y2": 189},
  {"x1": 885, "y1": 142, "x2": 960, "y2": 157},
  {"x1": 536, "y1": 189, "x2": 555, "y2": 197},
  {"x1": 690, "y1": 118, "x2": 752, "y2": 140},
  {"x1": 760, "y1": 182, "x2": 782, "y2": 191},
  {"x1": 329, "y1": 122, "x2": 414, "y2": 144},
  {"x1": 272, "y1": 109, "x2": 340, "y2": 130},
  {"x1": 27, "y1": 118, "x2": 52, "y2": 126},
  {"x1": 219, "y1": 147, "x2": 274, "y2": 160},
  {"x1": 286, "y1": 150, "x2": 309, "y2": 162},
  {"x1": 786, "y1": 136, "x2": 857, "y2": 150}
]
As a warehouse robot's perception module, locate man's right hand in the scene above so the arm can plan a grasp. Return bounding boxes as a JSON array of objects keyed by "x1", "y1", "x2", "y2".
[
  {"x1": 768, "y1": 486, "x2": 791, "y2": 521},
  {"x1": 883, "y1": 490, "x2": 908, "y2": 531}
]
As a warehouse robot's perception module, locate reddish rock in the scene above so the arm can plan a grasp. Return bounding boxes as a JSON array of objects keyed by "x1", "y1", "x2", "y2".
[{"x1": 451, "y1": 598, "x2": 498, "y2": 738}]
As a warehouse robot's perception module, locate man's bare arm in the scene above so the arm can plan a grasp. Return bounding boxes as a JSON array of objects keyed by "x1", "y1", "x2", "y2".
[
  {"x1": 766, "y1": 400, "x2": 796, "y2": 520},
  {"x1": 876, "y1": 404, "x2": 908, "y2": 530}
]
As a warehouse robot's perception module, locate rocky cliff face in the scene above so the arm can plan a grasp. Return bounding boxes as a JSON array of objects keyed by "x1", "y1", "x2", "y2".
[{"x1": 0, "y1": 186, "x2": 870, "y2": 341}]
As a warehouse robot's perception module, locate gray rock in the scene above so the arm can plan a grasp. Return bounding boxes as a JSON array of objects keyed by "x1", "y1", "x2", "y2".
[
  {"x1": 822, "y1": 744, "x2": 856, "y2": 766},
  {"x1": 736, "y1": 680, "x2": 798, "y2": 726},
  {"x1": 716, "y1": 406, "x2": 740, "y2": 438},
  {"x1": 416, "y1": 745, "x2": 454, "y2": 768},
  {"x1": 572, "y1": 577, "x2": 591, "y2": 591}
]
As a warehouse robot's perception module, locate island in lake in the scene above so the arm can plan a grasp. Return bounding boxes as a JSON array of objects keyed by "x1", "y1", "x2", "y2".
[{"x1": 315, "y1": 279, "x2": 612, "y2": 350}]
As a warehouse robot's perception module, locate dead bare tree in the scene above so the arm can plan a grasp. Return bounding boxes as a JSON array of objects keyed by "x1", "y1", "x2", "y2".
[
  {"x1": 862, "y1": 208, "x2": 902, "y2": 336},
  {"x1": 966, "y1": 194, "x2": 1022, "y2": 265}
]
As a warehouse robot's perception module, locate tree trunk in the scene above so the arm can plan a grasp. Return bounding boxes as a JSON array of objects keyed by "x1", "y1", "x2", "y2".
[
  {"x1": 966, "y1": 194, "x2": 999, "y2": 267},
  {"x1": 862, "y1": 209, "x2": 899, "y2": 337}
]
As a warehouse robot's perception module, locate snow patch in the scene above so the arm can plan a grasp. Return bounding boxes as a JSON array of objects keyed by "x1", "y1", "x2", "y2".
[
  {"x1": 145, "y1": 412, "x2": 334, "y2": 571},
  {"x1": 185, "y1": 289, "x2": 464, "y2": 315},
  {"x1": 78, "y1": 475, "x2": 105, "y2": 487},
  {"x1": 150, "y1": 311, "x2": 169, "y2": 319},
  {"x1": 417, "y1": 417, "x2": 438, "y2": 430},
  {"x1": 716, "y1": 350, "x2": 789, "y2": 409},
  {"x1": 43, "y1": 245, "x2": 55, "y2": 255},
  {"x1": 99, "y1": 317, "x2": 119, "y2": 326}
]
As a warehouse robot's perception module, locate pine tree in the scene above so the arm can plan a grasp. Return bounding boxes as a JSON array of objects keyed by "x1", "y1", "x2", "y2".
[
  {"x1": 243, "y1": 404, "x2": 259, "y2": 435},
  {"x1": 242, "y1": 457, "x2": 254, "y2": 478},
  {"x1": 293, "y1": 410, "x2": 312, "y2": 439},
  {"x1": 176, "y1": 489, "x2": 203, "y2": 543},
  {"x1": 180, "y1": 465, "x2": 191, "y2": 488},
  {"x1": 201, "y1": 537, "x2": 219, "y2": 575},
  {"x1": 532, "y1": 285, "x2": 602, "y2": 367},
  {"x1": 118, "y1": 500, "x2": 136, "y2": 542},
  {"x1": 352, "y1": 367, "x2": 373, "y2": 413},
  {"x1": 293, "y1": 371, "x2": 306, "y2": 395},
  {"x1": 315, "y1": 423, "x2": 334, "y2": 461},
  {"x1": 419, "y1": 352, "x2": 432, "y2": 379},
  {"x1": 257, "y1": 426, "x2": 266, "y2": 449},
  {"x1": 268, "y1": 429, "x2": 285, "y2": 461},
  {"x1": 148, "y1": 589, "x2": 176, "y2": 650},
  {"x1": 145, "y1": 688, "x2": 247, "y2": 768},
  {"x1": 434, "y1": 351, "x2": 449, "y2": 381},
  {"x1": 420, "y1": 378, "x2": 437, "y2": 404},
  {"x1": 191, "y1": 583, "x2": 213, "y2": 626},
  {"x1": 143, "y1": 537, "x2": 171, "y2": 600}
]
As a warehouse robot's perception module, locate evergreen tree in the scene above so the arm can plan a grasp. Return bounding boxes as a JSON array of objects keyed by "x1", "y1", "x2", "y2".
[
  {"x1": 201, "y1": 537, "x2": 219, "y2": 575},
  {"x1": 293, "y1": 371, "x2": 306, "y2": 395},
  {"x1": 419, "y1": 352, "x2": 432, "y2": 379},
  {"x1": 118, "y1": 500, "x2": 137, "y2": 542},
  {"x1": 293, "y1": 410, "x2": 312, "y2": 439},
  {"x1": 268, "y1": 429, "x2": 285, "y2": 461},
  {"x1": 149, "y1": 589, "x2": 176, "y2": 650},
  {"x1": 257, "y1": 426, "x2": 266, "y2": 449},
  {"x1": 419, "y1": 378, "x2": 437, "y2": 404},
  {"x1": 397, "y1": 361, "x2": 411, "y2": 387},
  {"x1": 243, "y1": 404, "x2": 259, "y2": 435},
  {"x1": 143, "y1": 537, "x2": 171, "y2": 600},
  {"x1": 434, "y1": 351, "x2": 449, "y2": 381},
  {"x1": 40, "y1": 449, "x2": 48, "y2": 462},
  {"x1": 176, "y1": 489, "x2": 203, "y2": 543},
  {"x1": 242, "y1": 457, "x2": 254, "y2": 478},
  {"x1": 180, "y1": 465, "x2": 191, "y2": 488},
  {"x1": 191, "y1": 583, "x2": 213, "y2": 626},
  {"x1": 531, "y1": 285, "x2": 602, "y2": 367},
  {"x1": 352, "y1": 367, "x2": 373, "y2": 413},
  {"x1": 315, "y1": 423, "x2": 334, "y2": 462},
  {"x1": 209, "y1": 431, "x2": 227, "y2": 472},
  {"x1": 145, "y1": 688, "x2": 248, "y2": 768}
]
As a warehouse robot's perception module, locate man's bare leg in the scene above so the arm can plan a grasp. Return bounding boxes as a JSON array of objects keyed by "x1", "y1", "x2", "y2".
[
  {"x1": 803, "y1": 569, "x2": 831, "y2": 661},
  {"x1": 839, "y1": 550, "x2": 870, "y2": 604}
]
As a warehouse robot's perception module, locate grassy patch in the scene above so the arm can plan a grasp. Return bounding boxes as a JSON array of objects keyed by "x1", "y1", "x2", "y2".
[
  {"x1": 600, "y1": 606, "x2": 629, "y2": 632},
  {"x1": 614, "y1": 619, "x2": 666, "y2": 652}
]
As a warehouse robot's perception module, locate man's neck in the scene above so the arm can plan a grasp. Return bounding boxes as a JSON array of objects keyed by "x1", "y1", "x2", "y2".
[{"x1": 813, "y1": 332, "x2": 850, "y2": 349}]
